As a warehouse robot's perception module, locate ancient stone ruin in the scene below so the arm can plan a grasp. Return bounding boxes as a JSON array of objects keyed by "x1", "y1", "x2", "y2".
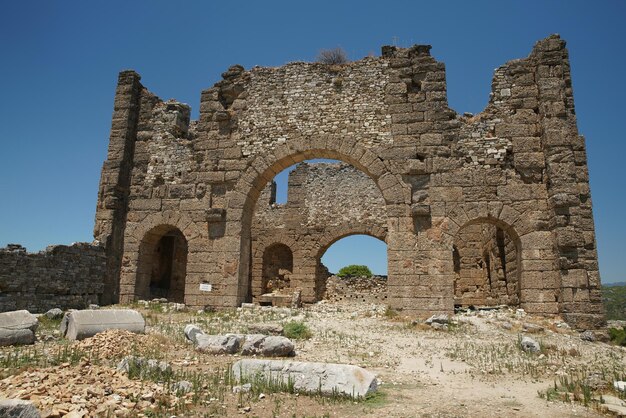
[{"x1": 0, "y1": 35, "x2": 605, "y2": 329}]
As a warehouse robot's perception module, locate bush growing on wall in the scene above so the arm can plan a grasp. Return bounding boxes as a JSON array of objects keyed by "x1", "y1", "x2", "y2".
[
  {"x1": 316, "y1": 47, "x2": 349, "y2": 64},
  {"x1": 337, "y1": 264, "x2": 373, "y2": 278}
]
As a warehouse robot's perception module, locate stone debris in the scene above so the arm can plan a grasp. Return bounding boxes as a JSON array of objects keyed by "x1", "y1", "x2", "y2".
[
  {"x1": 183, "y1": 324, "x2": 204, "y2": 344},
  {"x1": 0, "y1": 310, "x2": 38, "y2": 346},
  {"x1": 599, "y1": 395, "x2": 626, "y2": 416},
  {"x1": 172, "y1": 380, "x2": 193, "y2": 394},
  {"x1": 70, "y1": 329, "x2": 155, "y2": 359},
  {"x1": 195, "y1": 333, "x2": 243, "y2": 354},
  {"x1": 0, "y1": 361, "x2": 180, "y2": 417},
  {"x1": 45, "y1": 308, "x2": 64, "y2": 320},
  {"x1": 117, "y1": 355, "x2": 171, "y2": 377},
  {"x1": 240, "y1": 334, "x2": 295, "y2": 357},
  {"x1": 61, "y1": 309, "x2": 145, "y2": 340},
  {"x1": 580, "y1": 330, "x2": 595, "y2": 342},
  {"x1": 0, "y1": 399, "x2": 41, "y2": 418},
  {"x1": 233, "y1": 359, "x2": 377, "y2": 398},
  {"x1": 520, "y1": 336, "x2": 541, "y2": 353}
]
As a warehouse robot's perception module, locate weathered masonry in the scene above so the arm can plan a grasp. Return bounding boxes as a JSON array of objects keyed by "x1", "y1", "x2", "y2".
[{"x1": 95, "y1": 35, "x2": 604, "y2": 328}]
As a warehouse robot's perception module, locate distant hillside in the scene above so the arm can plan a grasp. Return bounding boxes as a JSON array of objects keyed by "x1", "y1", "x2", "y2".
[{"x1": 602, "y1": 284, "x2": 626, "y2": 320}]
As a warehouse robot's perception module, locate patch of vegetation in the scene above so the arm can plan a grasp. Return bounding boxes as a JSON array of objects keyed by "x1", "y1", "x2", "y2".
[
  {"x1": 283, "y1": 321, "x2": 312, "y2": 340},
  {"x1": 602, "y1": 284, "x2": 626, "y2": 320},
  {"x1": 337, "y1": 264, "x2": 372, "y2": 278},
  {"x1": 383, "y1": 306, "x2": 398, "y2": 319},
  {"x1": 609, "y1": 327, "x2": 626, "y2": 346},
  {"x1": 316, "y1": 47, "x2": 349, "y2": 64}
]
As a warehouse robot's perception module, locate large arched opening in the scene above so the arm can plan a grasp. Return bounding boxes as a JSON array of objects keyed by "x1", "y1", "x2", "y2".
[
  {"x1": 232, "y1": 140, "x2": 405, "y2": 305},
  {"x1": 136, "y1": 224, "x2": 188, "y2": 302},
  {"x1": 452, "y1": 218, "x2": 521, "y2": 308}
]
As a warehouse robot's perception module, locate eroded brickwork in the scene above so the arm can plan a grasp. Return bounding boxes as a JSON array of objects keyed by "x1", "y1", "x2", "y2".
[
  {"x1": 0, "y1": 244, "x2": 105, "y2": 312},
  {"x1": 94, "y1": 35, "x2": 605, "y2": 328}
]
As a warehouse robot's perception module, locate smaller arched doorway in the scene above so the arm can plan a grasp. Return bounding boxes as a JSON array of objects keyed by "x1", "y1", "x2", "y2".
[
  {"x1": 136, "y1": 225, "x2": 188, "y2": 303},
  {"x1": 316, "y1": 232, "x2": 387, "y2": 302},
  {"x1": 261, "y1": 243, "x2": 294, "y2": 295},
  {"x1": 452, "y1": 220, "x2": 521, "y2": 308}
]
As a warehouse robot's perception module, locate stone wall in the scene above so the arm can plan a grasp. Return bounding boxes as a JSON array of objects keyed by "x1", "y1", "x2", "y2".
[
  {"x1": 94, "y1": 35, "x2": 605, "y2": 328},
  {"x1": 0, "y1": 243, "x2": 106, "y2": 313}
]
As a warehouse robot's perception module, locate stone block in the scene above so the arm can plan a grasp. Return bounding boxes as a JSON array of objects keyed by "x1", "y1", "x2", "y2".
[
  {"x1": 0, "y1": 310, "x2": 38, "y2": 346},
  {"x1": 233, "y1": 359, "x2": 377, "y2": 398},
  {"x1": 61, "y1": 309, "x2": 145, "y2": 341}
]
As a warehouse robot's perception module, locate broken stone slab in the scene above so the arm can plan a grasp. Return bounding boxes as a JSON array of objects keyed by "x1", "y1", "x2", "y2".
[
  {"x1": 580, "y1": 330, "x2": 595, "y2": 342},
  {"x1": 247, "y1": 324, "x2": 284, "y2": 335},
  {"x1": 60, "y1": 309, "x2": 145, "y2": 341},
  {"x1": 0, "y1": 310, "x2": 38, "y2": 346},
  {"x1": 425, "y1": 314, "x2": 449, "y2": 325},
  {"x1": 195, "y1": 334, "x2": 243, "y2": 354},
  {"x1": 520, "y1": 336, "x2": 540, "y2": 353},
  {"x1": 0, "y1": 398, "x2": 41, "y2": 417},
  {"x1": 232, "y1": 359, "x2": 377, "y2": 398},
  {"x1": 600, "y1": 395, "x2": 626, "y2": 416},
  {"x1": 184, "y1": 324, "x2": 205, "y2": 344},
  {"x1": 45, "y1": 308, "x2": 64, "y2": 320},
  {"x1": 117, "y1": 355, "x2": 171, "y2": 378},
  {"x1": 241, "y1": 334, "x2": 295, "y2": 357},
  {"x1": 615, "y1": 381, "x2": 626, "y2": 392}
]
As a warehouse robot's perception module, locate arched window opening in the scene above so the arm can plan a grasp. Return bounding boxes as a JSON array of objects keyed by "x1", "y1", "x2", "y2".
[
  {"x1": 318, "y1": 234, "x2": 387, "y2": 303},
  {"x1": 453, "y1": 222, "x2": 519, "y2": 308}
]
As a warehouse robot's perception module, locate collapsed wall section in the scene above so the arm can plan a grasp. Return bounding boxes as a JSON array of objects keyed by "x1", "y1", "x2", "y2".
[{"x1": 0, "y1": 243, "x2": 105, "y2": 312}]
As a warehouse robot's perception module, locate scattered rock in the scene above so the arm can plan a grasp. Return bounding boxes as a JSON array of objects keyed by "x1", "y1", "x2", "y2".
[
  {"x1": 232, "y1": 383, "x2": 252, "y2": 394},
  {"x1": 172, "y1": 380, "x2": 193, "y2": 394},
  {"x1": 520, "y1": 336, "x2": 540, "y2": 353},
  {"x1": 522, "y1": 323, "x2": 544, "y2": 333},
  {"x1": 233, "y1": 359, "x2": 377, "y2": 398},
  {"x1": 615, "y1": 381, "x2": 626, "y2": 392},
  {"x1": 500, "y1": 321, "x2": 513, "y2": 330},
  {"x1": 607, "y1": 320, "x2": 626, "y2": 330},
  {"x1": 61, "y1": 309, "x2": 145, "y2": 340},
  {"x1": 184, "y1": 324, "x2": 205, "y2": 344},
  {"x1": 88, "y1": 304, "x2": 100, "y2": 310},
  {"x1": 0, "y1": 399, "x2": 41, "y2": 418},
  {"x1": 0, "y1": 310, "x2": 38, "y2": 346},
  {"x1": 425, "y1": 314, "x2": 449, "y2": 325},
  {"x1": 45, "y1": 308, "x2": 64, "y2": 320},
  {"x1": 600, "y1": 395, "x2": 626, "y2": 416},
  {"x1": 247, "y1": 323, "x2": 283, "y2": 335},
  {"x1": 117, "y1": 356, "x2": 171, "y2": 377},
  {"x1": 196, "y1": 334, "x2": 243, "y2": 354},
  {"x1": 241, "y1": 335, "x2": 295, "y2": 357},
  {"x1": 580, "y1": 330, "x2": 595, "y2": 342},
  {"x1": 515, "y1": 309, "x2": 526, "y2": 318}
]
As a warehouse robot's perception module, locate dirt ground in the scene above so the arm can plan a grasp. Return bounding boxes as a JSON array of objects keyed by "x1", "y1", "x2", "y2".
[{"x1": 1, "y1": 300, "x2": 625, "y2": 417}]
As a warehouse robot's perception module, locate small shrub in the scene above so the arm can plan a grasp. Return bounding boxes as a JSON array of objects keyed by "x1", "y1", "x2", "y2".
[
  {"x1": 337, "y1": 265, "x2": 372, "y2": 278},
  {"x1": 609, "y1": 327, "x2": 626, "y2": 346},
  {"x1": 283, "y1": 321, "x2": 312, "y2": 340},
  {"x1": 317, "y1": 47, "x2": 349, "y2": 65},
  {"x1": 384, "y1": 306, "x2": 398, "y2": 319}
]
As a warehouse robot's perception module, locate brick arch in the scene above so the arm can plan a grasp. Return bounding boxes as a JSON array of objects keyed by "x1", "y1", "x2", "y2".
[
  {"x1": 118, "y1": 211, "x2": 205, "y2": 304},
  {"x1": 315, "y1": 224, "x2": 388, "y2": 261},
  {"x1": 313, "y1": 225, "x2": 388, "y2": 300},
  {"x1": 227, "y1": 135, "x2": 409, "y2": 304},
  {"x1": 448, "y1": 215, "x2": 523, "y2": 308},
  {"x1": 228, "y1": 136, "x2": 408, "y2": 227}
]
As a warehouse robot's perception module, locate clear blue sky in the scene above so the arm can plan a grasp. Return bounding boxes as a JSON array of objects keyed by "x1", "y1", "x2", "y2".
[{"x1": 1, "y1": 1, "x2": 624, "y2": 282}]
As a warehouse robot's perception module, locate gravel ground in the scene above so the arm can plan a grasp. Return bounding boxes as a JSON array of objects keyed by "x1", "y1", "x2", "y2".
[{"x1": 1, "y1": 300, "x2": 625, "y2": 417}]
